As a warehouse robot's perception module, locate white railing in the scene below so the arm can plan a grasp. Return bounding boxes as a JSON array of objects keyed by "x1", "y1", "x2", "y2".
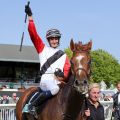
[
  {"x1": 0, "y1": 104, "x2": 16, "y2": 120},
  {"x1": 0, "y1": 88, "x2": 114, "y2": 120}
]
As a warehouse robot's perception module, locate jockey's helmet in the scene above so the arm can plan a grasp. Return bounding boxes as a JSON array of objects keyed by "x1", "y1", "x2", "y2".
[{"x1": 46, "y1": 29, "x2": 61, "y2": 40}]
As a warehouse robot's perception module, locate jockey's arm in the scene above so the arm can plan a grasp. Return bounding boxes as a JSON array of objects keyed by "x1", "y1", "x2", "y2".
[
  {"x1": 28, "y1": 16, "x2": 45, "y2": 53},
  {"x1": 63, "y1": 56, "x2": 71, "y2": 81},
  {"x1": 55, "y1": 56, "x2": 71, "y2": 83},
  {"x1": 55, "y1": 76, "x2": 66, "y2": 87},
  {"x1": 56, "y1": 76, "x2": 65, "y2": 82}
]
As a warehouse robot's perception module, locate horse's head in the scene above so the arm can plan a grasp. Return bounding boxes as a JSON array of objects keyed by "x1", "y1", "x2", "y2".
[{"x1": 70, "y1": 39, "x2": 92, "y2": 94}]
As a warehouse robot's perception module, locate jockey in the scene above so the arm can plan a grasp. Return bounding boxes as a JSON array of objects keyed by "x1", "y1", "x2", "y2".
[{"x1": 23, "y1": 4, "x2": 71, "y2": 112}]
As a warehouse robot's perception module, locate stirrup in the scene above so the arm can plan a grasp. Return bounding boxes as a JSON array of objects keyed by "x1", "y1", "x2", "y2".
[{"x1": 22, "y1": 104, "x2": 29, "y2": 113}]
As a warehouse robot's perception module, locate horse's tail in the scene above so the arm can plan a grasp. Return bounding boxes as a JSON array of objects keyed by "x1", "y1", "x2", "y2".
[{"x1": 16, "y1": 87, "x2": 38, "y2": 120}]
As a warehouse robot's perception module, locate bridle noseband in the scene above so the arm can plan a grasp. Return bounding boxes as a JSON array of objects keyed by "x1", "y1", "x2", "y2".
[{"x1": 70, "y1": 59, "x2": 91, "y2": 80}]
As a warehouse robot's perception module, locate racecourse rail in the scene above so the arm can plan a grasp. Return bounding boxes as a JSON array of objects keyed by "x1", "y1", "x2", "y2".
[{"x1": 0, "y1": 89, "x2": 114, "y2": 120}]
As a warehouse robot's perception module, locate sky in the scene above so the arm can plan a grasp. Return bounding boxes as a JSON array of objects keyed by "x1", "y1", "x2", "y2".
[{"x1": 0, "y1": 0, "x2": 120, "y2": 62}]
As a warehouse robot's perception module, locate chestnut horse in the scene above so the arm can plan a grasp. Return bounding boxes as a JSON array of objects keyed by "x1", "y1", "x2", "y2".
[{"x1": 16, "y1": 39, "x2": 92, "y2": 120}]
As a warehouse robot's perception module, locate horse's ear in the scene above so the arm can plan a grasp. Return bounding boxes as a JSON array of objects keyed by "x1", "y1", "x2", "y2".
[
  {"x1": 70, "y1": 39, "x2": 75, "y2": 51},
  {"x1": 88, "y1": 40, "x2": 92, "y2": 50}
]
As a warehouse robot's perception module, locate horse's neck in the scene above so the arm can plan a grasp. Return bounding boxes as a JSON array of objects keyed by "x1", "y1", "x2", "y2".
[
  {"x1": 59, "y1": 75, "x2": 85, "y2": 120},
  {"x1": 64, "y1": 90, "x2": 85, "y2": 119},
  {"x1": 59, "y1": 75, "x2": 74, "y2": 103}
]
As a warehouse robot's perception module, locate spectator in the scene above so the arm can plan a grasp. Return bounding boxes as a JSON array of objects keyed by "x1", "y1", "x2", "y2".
[
  {"x1": 9, "y1": 93, "x2": 19, "y2": 104},
  {"x1": 2, "y1": 85, "x2": 7, "y2": 89},
  {"x1": 83, "y1": 83, "x2": 105, "y2": 120},
  {"x1": 1, "y1": 94, "x2": 9, "y2": 104},
  {"x1": 113, "y1": 81, "x2": 120, "y2": 120}
]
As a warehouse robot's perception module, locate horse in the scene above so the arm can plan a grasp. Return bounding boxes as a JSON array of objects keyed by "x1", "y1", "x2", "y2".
[{"x1": 16, "y1": 39, "x2": 92, "y2": 120}]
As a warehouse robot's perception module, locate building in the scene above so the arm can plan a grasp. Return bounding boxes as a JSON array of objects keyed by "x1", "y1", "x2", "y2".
[{"x1": 0, "y1": 44, "x2": 39, "y2": 83}]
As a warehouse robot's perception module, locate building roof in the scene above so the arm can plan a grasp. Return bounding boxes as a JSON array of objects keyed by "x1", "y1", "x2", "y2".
[{"x1": 0, "y1": 44, "x2": 39, "y2": 63}]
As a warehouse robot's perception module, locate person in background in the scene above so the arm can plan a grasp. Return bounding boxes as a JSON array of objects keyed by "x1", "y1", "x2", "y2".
[
  {"x1": 83, "y1": 83, "x2": 105, "y2": 120},
  {"x1": 23, "y1": 3, "x2": 71, "y2": 113},
  {"x1": 1, "y1": 94, "x2": 9, "y2": 104},
  {"x1": 113, "y1": 81, "x2": 120, "y2": 120},
  {"x1": 2, "y1": 85, "x2": 7, "y2": 89},
  {"x1": 9, "y1": 93, "x2": 19, "y2": 104},
  {"x1": 9, "y1": 82, "x2": 14, "y2": 89}
]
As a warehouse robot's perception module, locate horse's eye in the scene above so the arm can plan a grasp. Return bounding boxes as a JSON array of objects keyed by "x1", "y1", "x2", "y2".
[{"x1": 84, "y1": 80, "x2": 87, "y2": 85}]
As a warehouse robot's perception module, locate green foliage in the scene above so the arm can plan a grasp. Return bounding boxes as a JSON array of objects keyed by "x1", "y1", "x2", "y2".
[
  {"x1": 91, "y1": 49, "x2": 120, "y2": 87},
  {"x1": 64, "y1": 47, "x2": 73, "y2": 59}
]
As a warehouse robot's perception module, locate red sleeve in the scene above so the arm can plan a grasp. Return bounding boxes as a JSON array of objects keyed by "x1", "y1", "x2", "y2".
[
  {"x1": 63, "y1": 56, "x2": 71, "y2": 79},
  {"x1": 28, "y1": 20, "x2": 45, "y2": 53}
]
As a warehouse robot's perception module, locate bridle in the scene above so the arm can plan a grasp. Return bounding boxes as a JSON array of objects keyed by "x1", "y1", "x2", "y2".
[
  {"x1": 70, "y1": 51, "x2": 91, "y2": 89},
  {"x1": 75, "y1": 67, "x2": 91, "y2": 80}
]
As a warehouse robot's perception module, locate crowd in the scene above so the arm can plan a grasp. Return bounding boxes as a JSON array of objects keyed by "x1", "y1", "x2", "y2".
[{"x1": 0, "y1": 92, "x2": 19, "y2": 104}]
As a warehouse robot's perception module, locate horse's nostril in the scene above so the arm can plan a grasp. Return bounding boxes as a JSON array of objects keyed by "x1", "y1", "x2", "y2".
[
  {"x1": 75, "y1": 80, "x2": 79, "y2": 86},
  {"x1": 84, "y1": 80, "x2": 87, "y2": 85}
]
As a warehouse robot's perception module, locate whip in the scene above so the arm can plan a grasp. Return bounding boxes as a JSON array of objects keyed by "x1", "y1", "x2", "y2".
[{"x1": 19, "y1": 1, "x2": 30, "y2": 52}]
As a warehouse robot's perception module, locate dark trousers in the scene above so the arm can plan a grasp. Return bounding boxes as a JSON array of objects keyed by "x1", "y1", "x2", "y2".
[{"x1": 113, "y1": 107, "x2": 120, "y2": 120}]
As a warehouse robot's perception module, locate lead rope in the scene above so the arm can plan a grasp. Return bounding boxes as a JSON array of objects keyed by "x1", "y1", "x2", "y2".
[{"x1": 84, "y1": 96, "x2": 88, "y2": 110}]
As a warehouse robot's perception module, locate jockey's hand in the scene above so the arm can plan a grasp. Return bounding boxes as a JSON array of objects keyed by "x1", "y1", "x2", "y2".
[
  {"x1": 54, "y1": 68, "x2": 64, "y2": 78},
  {"x1": 25, "y1": 4, "x2": 32, "y2": 16},
  {"x1": 56, "y1": 77, "x2": 66, "y2": 88},
  {"x1": 112, "y1": 108, "x2": 115, "y2": 112},
  {"x1": 56, "y1": 76, "x2": 64, "y2": 82}
]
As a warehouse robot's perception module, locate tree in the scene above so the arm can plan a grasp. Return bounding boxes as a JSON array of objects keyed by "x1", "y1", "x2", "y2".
[
  {"x1": 64, "y1": 47, "x2": 72, "y2": 59},
  {"x1": 91, "y1": 49, "x2": 120, "y2": 87}
]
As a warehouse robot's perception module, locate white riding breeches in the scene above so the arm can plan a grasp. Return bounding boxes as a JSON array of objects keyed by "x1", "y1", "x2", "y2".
[{"x1": 40, "y1": 79, "x2": 60, "y2": 95}]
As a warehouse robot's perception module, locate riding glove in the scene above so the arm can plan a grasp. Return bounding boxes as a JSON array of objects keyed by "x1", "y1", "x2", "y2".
[
  {"x1": 25, "y1": 5, "x2": 32, "y2": 16},
  {"x1": 54, "y1": 68, "x2": 64, "y2": 78}
]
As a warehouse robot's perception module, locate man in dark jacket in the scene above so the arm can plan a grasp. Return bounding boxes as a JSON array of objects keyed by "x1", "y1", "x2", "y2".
[
  {"x1": 1, "y1": 94, "x2": 9, "y2": 104},
  {"x1": 113, "y1": 81, "x2": 120, "y2": 120}
]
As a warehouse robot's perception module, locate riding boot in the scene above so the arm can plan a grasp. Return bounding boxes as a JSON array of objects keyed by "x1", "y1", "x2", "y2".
[{"x1": 28, "y1": 90, "x2": 52, "y2": 111}]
